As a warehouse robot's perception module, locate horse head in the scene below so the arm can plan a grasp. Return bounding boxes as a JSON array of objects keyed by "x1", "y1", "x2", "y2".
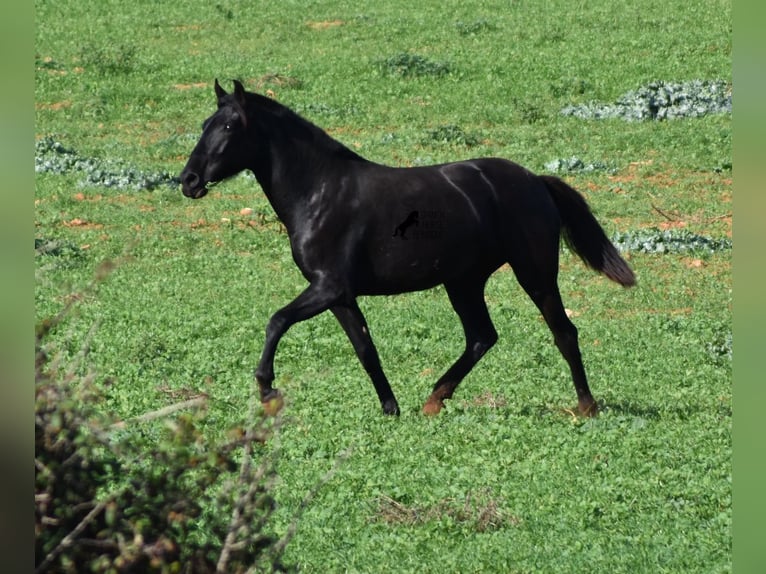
[{"x1": 180, "y1": 79, "x2": 256, "y2": 199}]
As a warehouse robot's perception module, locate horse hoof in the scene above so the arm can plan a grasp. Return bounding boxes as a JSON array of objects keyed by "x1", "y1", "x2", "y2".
[
  {"x1": 262, "y1": 392, "x2": 284, "y2": 416},
  {"x1": 578, "y1": 399, "x2": 599, "y2": 418},
  {"x1": 422, "y1": 397, "x2": 444, "y2": 416},
  {"x1": 382, "y1": 400, "x2": 400, "y2": 416}
]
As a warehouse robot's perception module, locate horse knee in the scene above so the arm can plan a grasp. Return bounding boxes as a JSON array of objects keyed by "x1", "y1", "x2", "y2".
[
  {"x1": 266, "y1": 312, "x2": 289, "y2": 338},
  {"x1": 470, "y1": 330, "x2": 497, "y2": 360}
]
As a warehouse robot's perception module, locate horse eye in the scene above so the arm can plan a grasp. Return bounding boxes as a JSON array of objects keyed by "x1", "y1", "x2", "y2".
[{"x1": 225, "y1": 124, "x2": 232, "y2": 130}]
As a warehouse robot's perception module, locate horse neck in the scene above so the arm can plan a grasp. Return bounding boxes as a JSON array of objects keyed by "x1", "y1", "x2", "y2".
[{"x1": 250, "y1": 117, "x2": 368, "y2": 229}]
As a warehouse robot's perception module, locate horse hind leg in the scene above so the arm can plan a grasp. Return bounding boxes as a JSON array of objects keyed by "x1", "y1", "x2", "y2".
[
  {"x1": 512, "y1": 262, "x2": 598, "y2": 416},
  {"x1": 423, "y1": 279, "x2": 498, "y2": 415},
  {"x1": 541, "y1": 289, "x2": 597, "y2": 416}
]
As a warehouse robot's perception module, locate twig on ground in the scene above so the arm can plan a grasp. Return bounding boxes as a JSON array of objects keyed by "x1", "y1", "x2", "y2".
[{"x1": 110, "y1": 396, "x2": 208, "y2": 430}]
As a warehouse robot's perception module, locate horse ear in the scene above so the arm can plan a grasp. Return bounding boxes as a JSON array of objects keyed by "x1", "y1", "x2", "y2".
[
  {"x1": 214, "y1": 78, "x2": 227, "y2": 102},
  {"x1": 232, "y1": 79, "x2": 247, "y2": 106}
]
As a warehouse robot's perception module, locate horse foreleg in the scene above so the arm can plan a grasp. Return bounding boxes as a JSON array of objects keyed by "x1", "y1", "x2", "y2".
[
  {"x1": 423, "y1": 280, "x2": 498, "y2": 415},
  {"x1": 254, "y1": 282, "x2": 341, "y2": 411},
  {"x1": 331, "y1": 303, "x2": 400, "y2": 415}
]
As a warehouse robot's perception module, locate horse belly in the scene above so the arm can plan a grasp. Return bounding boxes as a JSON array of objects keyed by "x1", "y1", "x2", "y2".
[{"x1": 357, "y1": 229, "x2": 500, "y2": 295}]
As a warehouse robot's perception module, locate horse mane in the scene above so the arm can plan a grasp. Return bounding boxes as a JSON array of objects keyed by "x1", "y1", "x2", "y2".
[{"x1": 247, "y1": 92, "x2": 368, "y2": 163}]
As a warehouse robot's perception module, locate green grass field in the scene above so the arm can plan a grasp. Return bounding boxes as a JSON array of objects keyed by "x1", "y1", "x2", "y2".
[{"x1": 36, "y1": 0, "x2": 731, "y2": 571}]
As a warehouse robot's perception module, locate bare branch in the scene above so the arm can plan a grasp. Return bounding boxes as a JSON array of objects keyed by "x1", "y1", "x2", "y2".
[
  {"x1": 651, "y1": 203, "x2": 679, "y2": 222},
  {"x1": 110, "y1": 395, "x2": 208, "y2": 430},
  {"x1": 35, "y1": 500, "x2": 108, "y2": 574}
]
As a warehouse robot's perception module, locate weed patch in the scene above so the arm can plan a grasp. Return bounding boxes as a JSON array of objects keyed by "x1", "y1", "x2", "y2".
[
  {"x1": 78, "y1": 42, "x2": 137, "y2": 75},
  {"x1": 35, "y1": 138, "x2": 178, "y2": 191},
  {"x1": 454, "y1": 19, "x2": 498, "y2": 36},
  {"x1": 295, "y1": 102, "x2": 359, "y2": 119},
  {"x1": 611, "y1": 228, "x2": 732, "y2": 255},
  {"x1": 424, "y1": 124, "x2": 480, "y2": 147},
  {"x1": 377, "y1": 53, "x2": 452, "y2": 78},
  {"x1": 35, "y1": 238, "x2": 84, "y2": 259},
  {"x1": 512, "y1": 98, "x2": 546, "y2": 124},
  {"x1": 254, "y1": 73, "x2": 304, "y2": 92},
  {"x1": 707, "y1": 331, "x2": 732, "y2": 364},
  {"x1": 561, "y1": 80, "x2": 732, "y2": 121},
  {"x1": 544, "y1": 156, "x2": 616, "y2": 174}
]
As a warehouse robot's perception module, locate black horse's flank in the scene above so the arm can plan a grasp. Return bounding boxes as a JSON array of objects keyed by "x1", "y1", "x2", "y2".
[{"x1": 180, "y1": 79, "x2": 635, "y2": 417}]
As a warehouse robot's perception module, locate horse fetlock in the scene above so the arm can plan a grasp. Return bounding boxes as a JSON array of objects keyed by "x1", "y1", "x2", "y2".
[
  {"x1": 262, "y1": 390, "x2": 284, "y2": 416},
  {"x1": 578, "y1": 396, "x2": 599, "y2": 417},
  {"x1": 422, "y1": 396, "x2": 445, "y2": 416},
  {"x1": 254, "y1": 366, "x2": 275, "y2": 385}
]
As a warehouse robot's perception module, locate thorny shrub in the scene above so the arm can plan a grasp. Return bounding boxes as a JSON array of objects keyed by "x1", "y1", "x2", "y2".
[{"x1": 35, "y1": 269, "x2": 293, "y2": 573}]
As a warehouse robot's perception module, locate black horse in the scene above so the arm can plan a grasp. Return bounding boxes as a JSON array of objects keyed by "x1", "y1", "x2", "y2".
[{"x1": 180, "y1": 80, "x2": 635, "y2": 417}]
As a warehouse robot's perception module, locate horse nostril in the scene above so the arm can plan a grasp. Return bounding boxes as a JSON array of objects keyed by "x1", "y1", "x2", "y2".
[{"x1": 183, "y1": 171, "x2": 200, "y2": 189}]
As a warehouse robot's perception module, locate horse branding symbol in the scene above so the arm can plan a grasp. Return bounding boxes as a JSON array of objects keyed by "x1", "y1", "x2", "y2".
[{"x1": 392, "y1": 210, "x2": 420, "y2": 240}]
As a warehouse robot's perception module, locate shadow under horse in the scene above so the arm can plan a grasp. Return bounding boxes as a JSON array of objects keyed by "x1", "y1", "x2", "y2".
[{"x1": 180, "y1": 80, "x2": 636, "y2": 417}]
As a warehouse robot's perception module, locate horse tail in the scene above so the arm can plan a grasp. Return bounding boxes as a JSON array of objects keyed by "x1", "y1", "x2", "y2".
[{"x1": 540, "y1": 175, "x2": 636, "y2": 287}]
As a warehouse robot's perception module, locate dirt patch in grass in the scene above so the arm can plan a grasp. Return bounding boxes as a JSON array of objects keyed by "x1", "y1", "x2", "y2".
[
  {"x1": 62, "y1": 218, "x2": 104, "y2": 230},
  {"x1": 306, "y1": 20, "x2": 344, "y2": 30},
  {"x1": 462, "y1": 391, "x2": 508, "y2": 409},
  {"x1": 375, "y1": 490, "x2": 518, "y2": 532},
  {"x1": 36, "y1": 100, "x2": 72, "y2": 111},
  {"x1": 173, "y1": 82, "x2": 209, "y2": 90}
]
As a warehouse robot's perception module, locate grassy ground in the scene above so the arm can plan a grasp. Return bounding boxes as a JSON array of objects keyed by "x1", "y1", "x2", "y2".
[{"x1": 36, "y1": 0, "x2": 731, "y2": 571}]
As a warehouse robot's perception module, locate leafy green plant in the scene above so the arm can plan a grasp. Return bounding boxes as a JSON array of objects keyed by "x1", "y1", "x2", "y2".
[
  {"x1": 512, "y1": 98, "x2": 547, "y2": 124},
  {"x1": 544, "y1": 156, "x2": 615, "y2": 174},
  {"x1": 707, "y1": 331, "x2": 732, "y2": 364}
]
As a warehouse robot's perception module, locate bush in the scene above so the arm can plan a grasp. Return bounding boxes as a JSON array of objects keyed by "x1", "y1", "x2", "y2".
[{"x1": 35, "y1": 275, "x2": 292, "y2": 573}]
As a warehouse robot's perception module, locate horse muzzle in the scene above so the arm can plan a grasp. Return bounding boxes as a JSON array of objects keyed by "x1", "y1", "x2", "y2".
[
  {"x1": 180, "y1": 170, "x2": 209, "y2": 199},
  {"x1": 182, "y1": 185, "x2": 209, "y2": 199}
]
